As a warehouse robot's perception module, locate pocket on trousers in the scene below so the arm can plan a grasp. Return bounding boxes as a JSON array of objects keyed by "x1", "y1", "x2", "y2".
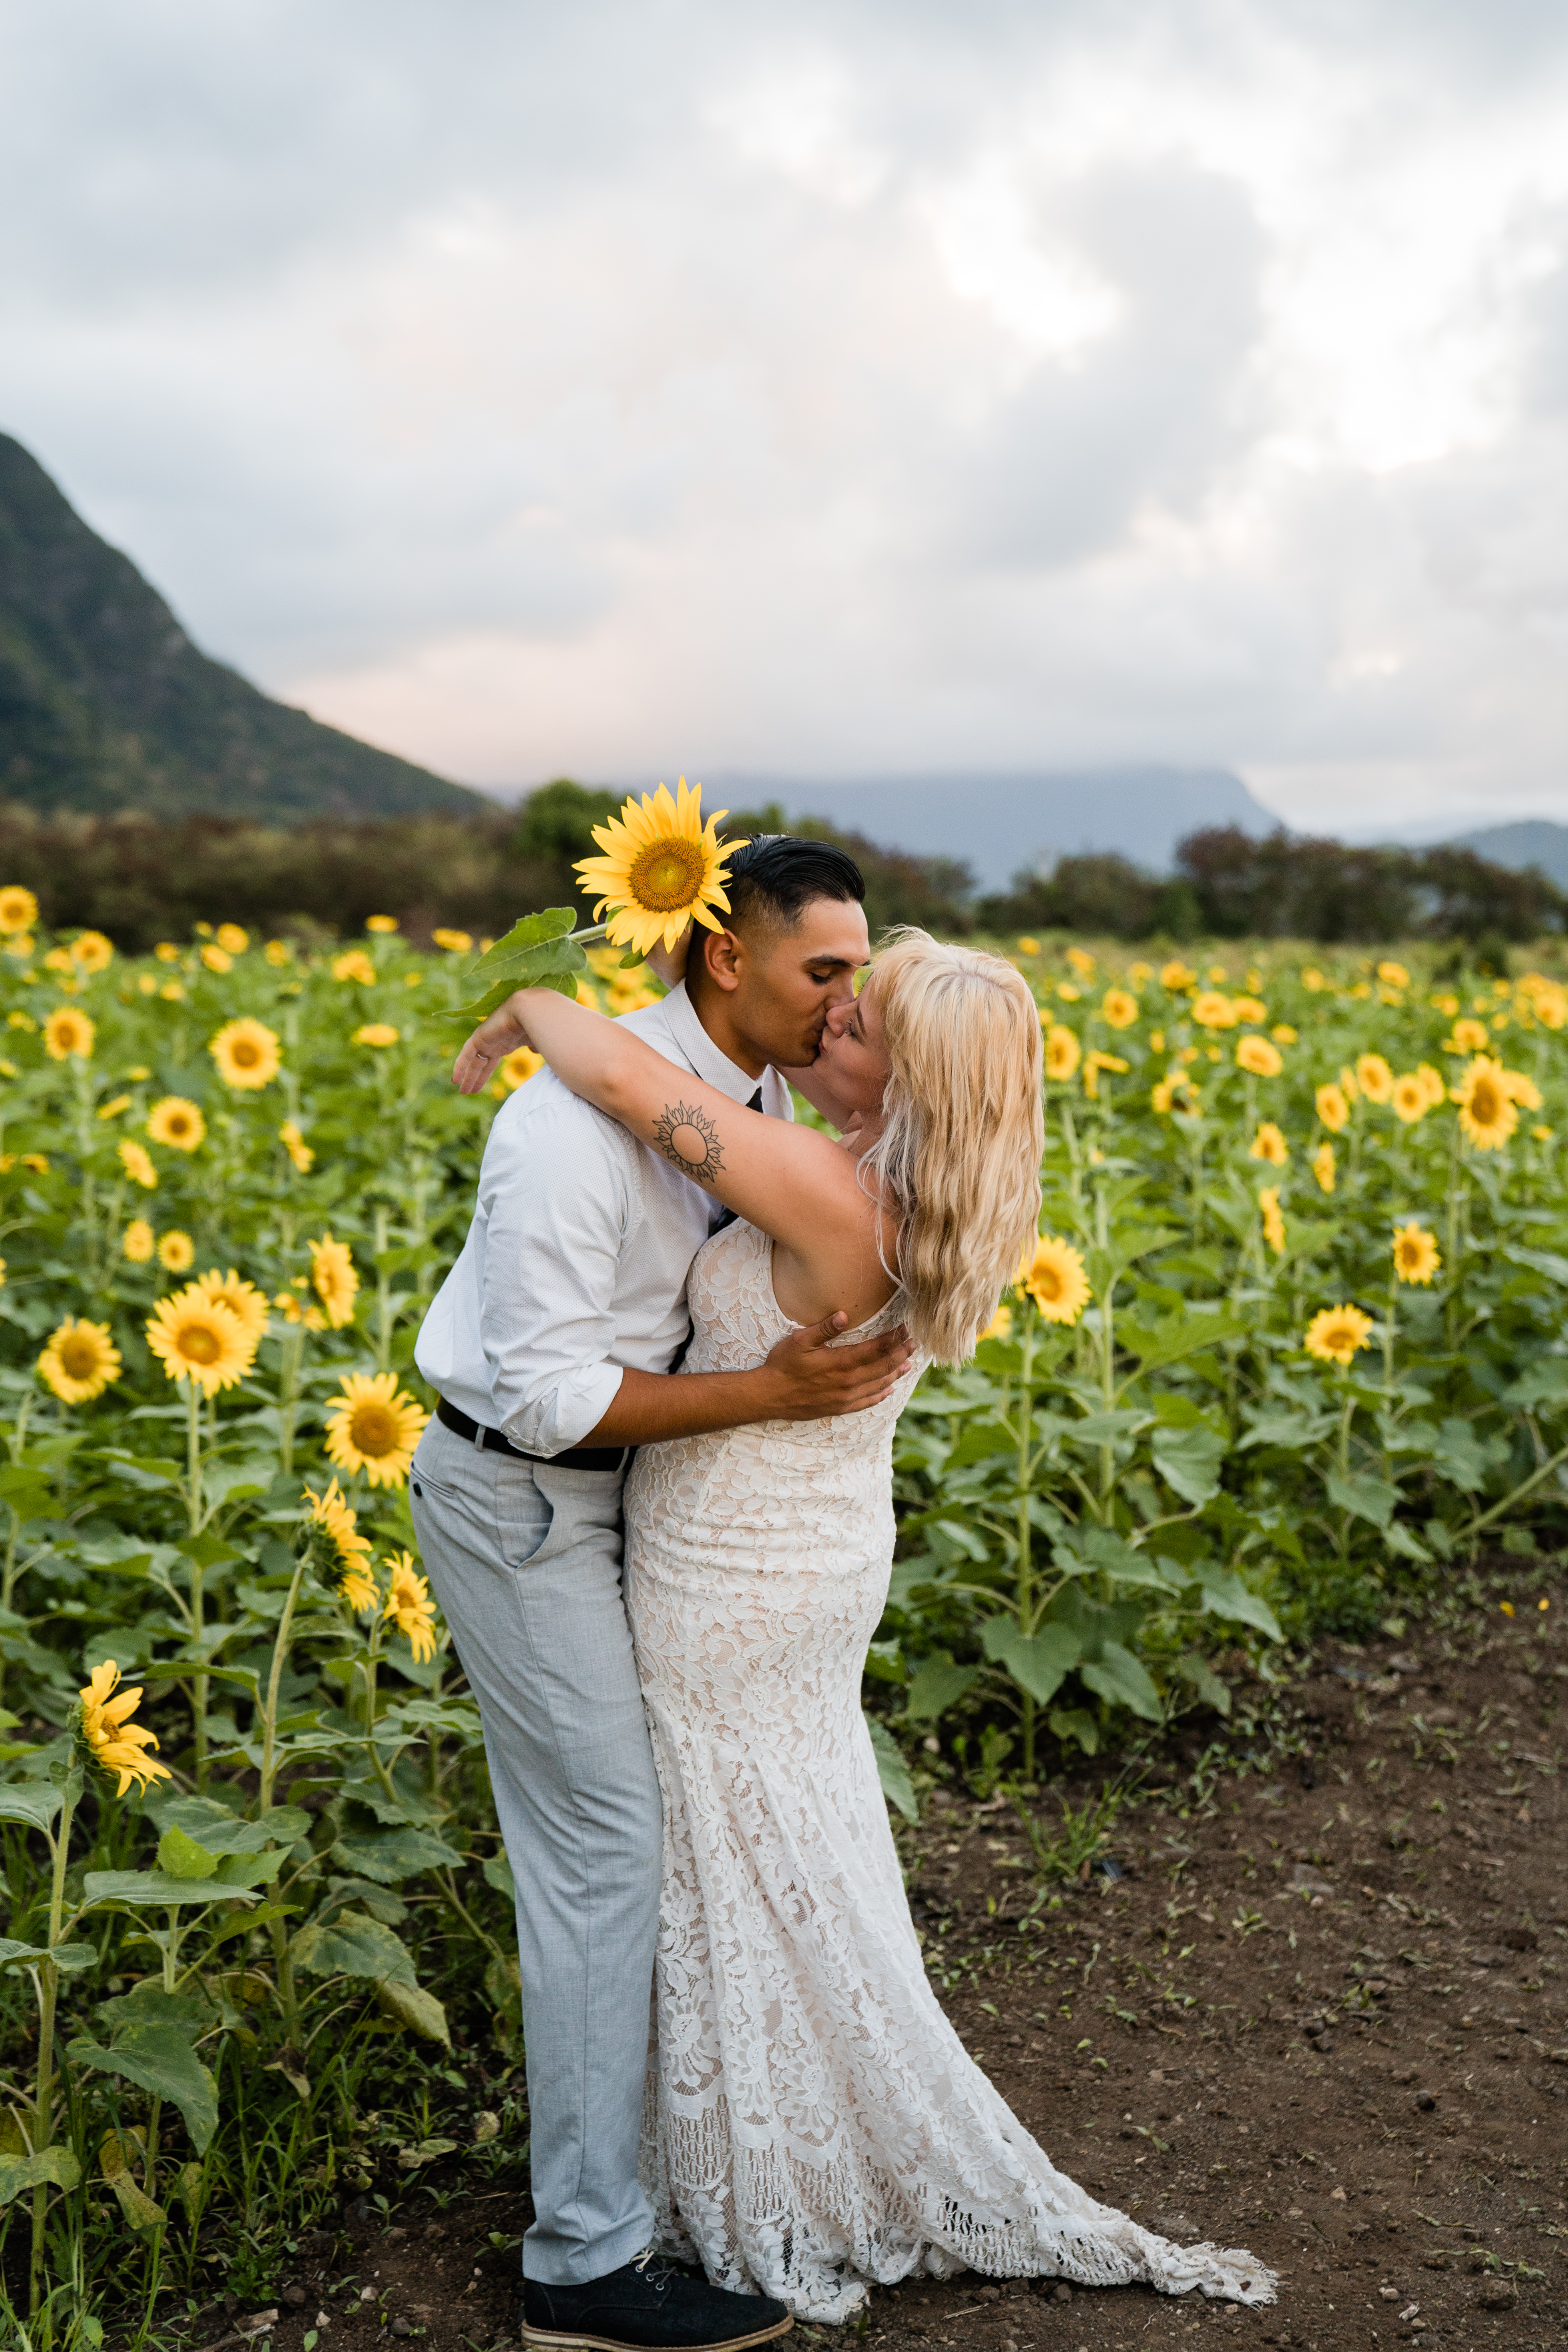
[{"x1": 496, "y1": 1466, "x2": 554, "y2": 1573}]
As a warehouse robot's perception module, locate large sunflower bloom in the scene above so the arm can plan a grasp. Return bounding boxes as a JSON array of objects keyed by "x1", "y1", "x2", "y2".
[
  {"x1": 1390, "y1": 1072, "x2": 1428, "y2": 1124},
  {"x1": 70, "y1": 931, "x2": 114, "y2": 974},
  {"x1": 38, "y1": 1317, "x2": 122, "y2": 1404},
  {"x1": 1315, "y1": 1082, "x2": 1349, "y2": 1134},
  {"x1": 383, "y1": 1551, "x2": 439, "y2": 1662},
  {"x1": 1020, "y1": 1236, "x2": 1090, "y2": 1325},
  {"x1": 1236, "y1": 1035, "x2": 1282, "y2": 1078},
  {"x1": 43, "y1": 1007, "x2": 95, "y2": 1062},
  {"x1": 0, "y1": 885, "x2": 38, "y2": 932},
  {"x1": 145, "y1": 1286, "x2": 257, "y2": 1395},
  {"x1": 209, "y1": 1017, "x2": 281, "y2": 1090},
  {"x1": 77, "y1": 1662, "x2": 171, "y2": 1796},
  {"x1": 1392, "y1": 1222, "x2": 1440, "y2": 1285},
  {"x1": 305, "y1": 1478, "x2": 378, "y2": 1611},
  {"x1": 1190, "y1": 992, "x2": 1236, "y2": 1029},
  {"x1": 1455, "y1": 1056, "x2": 1518, "y2": 1150},
  {"x1": 195, "y1": 1268, "x2": 271, "y2": 1348},
  {"x1": 324, "y1": 1373, "x2": 429, "y2": 1489},
  {"x1": 308, "y1": 1233, "x2": 359, "y2": 1328},
  {"x1": 1304, "y1": 1304, "x2": 1375, "y2": 1368},
  {"x1": 1355, "y1": 1054, "x2": 1394, "y2": 1104},
  {"x1": 147, "y1": 1097, "x2": 206, "y2": 1152},
  {"x1": 574, "y1": 779, "x2": 740, "y2": 956},
  {"x1": 1042, "y1": 1024, "x2": 1081, "y2": 1082}
]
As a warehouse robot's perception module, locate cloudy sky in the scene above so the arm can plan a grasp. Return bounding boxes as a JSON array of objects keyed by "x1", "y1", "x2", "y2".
[{"x1": 5, "y1": 0, "x2": 1568, "y2": 837}]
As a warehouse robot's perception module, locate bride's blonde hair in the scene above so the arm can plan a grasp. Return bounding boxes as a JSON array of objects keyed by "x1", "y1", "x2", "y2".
[{"x1": 858, "y1": 930, "x2": 1044, "y2": 1365}]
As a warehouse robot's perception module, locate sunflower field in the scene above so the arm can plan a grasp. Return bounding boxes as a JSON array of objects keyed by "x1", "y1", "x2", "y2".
[{"x1": 0, "y1": 879, "x2": 1566, "y2": 2338}]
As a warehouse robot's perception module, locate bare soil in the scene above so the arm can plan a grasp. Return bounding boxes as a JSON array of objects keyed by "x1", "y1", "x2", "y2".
[{"x1": 160, "y1": 1572, "x2": 1566, "y2": 2352}]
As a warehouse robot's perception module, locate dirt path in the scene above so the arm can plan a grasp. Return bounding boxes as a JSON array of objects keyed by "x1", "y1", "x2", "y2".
[{"x1": 191, "y1": 1573, "x2": 1566, "y2": 2352}]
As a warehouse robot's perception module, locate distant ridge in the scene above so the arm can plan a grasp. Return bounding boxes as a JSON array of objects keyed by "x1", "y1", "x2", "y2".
[
  {"x1": 704, "y1": 766, "x2": 1275, "y2": 889},
  {"x1": 1451, "y1": 819, "x2": 1568, "y2": 890},
  {"x1": 0, "y1": 434, "x2": 484, "y2": 824}
]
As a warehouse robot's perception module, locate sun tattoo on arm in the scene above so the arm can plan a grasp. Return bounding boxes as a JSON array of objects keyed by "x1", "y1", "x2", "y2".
[{"x1": 653, "y1": 1101, "x2": 727, "y2": 1187}]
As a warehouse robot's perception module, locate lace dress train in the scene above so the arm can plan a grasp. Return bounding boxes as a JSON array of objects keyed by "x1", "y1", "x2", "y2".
[{"x1": 623, "y1": 1220, "x2": 1276, "y2": 2324}]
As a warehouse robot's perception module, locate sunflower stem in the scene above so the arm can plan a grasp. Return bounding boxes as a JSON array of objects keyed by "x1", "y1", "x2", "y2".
[
  {"x1": 1016, "y1": 1306, "x2": 1036, "y2": 1779},
  {"x1": 185, "y1": 1379, "x2": 210, "y2": 1788},
  {"x1": 30, "y1": 1774, "x2": 79, "y2": 2319}
]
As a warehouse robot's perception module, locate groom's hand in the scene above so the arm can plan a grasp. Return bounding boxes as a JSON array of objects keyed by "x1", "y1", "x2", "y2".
[{"x1": 759, "y1": 1314, "x2": 914, "y2": 1419}]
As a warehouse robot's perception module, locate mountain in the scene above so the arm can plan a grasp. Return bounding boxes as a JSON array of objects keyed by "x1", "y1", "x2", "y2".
[
  {"x1": 0, "y1": 434, "x2": 483, "y2": 823},
  {"x1": 705, "y1": 765, "x2": 1275, "y2": 890},
  {"x1": 1451, "y1": 819, "x2": 1568, "y2": 890}
]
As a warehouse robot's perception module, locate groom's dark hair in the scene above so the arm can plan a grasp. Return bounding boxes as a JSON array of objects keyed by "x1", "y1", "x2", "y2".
[{"x1": 722, "y1": 834, "x2": 865, "y2": 933}]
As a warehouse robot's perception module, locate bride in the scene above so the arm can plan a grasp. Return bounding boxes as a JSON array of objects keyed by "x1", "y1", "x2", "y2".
[{"x1": 456, "y1": 929, "x2": 1275, "y2": 2326}]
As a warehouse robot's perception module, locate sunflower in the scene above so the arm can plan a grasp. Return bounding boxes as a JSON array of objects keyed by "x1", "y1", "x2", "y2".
[
  {"x1": 324, "y1": 1373, "x2": 429, "y2": 1489},
  {"x1": 305, "y1": 1478, "x2": 378, "y2": 1611},
  {"x1": 1249, "y1": 1121, "x2": 1288, "y2": 1166},
  {"x1": 1151, "y1": 1073, "x2": 1201, "y2": 1116},
  {"x1": 0, "y1": 885, "x2": 38, "y2": 932},
  {"x1": 194, "y1": 1269, "x2": 271, "y2": 1347},
  {"x1": 147, "y1": 1097, "x2": 206, "y2": 1152},
  {"x1": 264, "y1": 939, "x2": 292, "y2": 966},
  {"x1": 118, "y1": 1139, "x2": 158, "y2": 1189},
  {"x1": 215, "y1": 924, "x2": 249, "y2": 955},
  {"x1": 309, "y1": 1232, "x2": 360, "y2": 1328},
  {"x1": 1522, "y1": 977, "x2": 1567, "y2": 1030},
  {"x1": 1392, "y1": 1222, "x2": 1441, "y2": 1285},
  {"x1": 122, "y1": 1219, "x2": 154, "y2": 1264},
  {"x1": 1230, "y1": 994, "x2": 1267, "y2": 1024},
  {"x1": 43, "y1": 1007, "x2": 95, "y2": 1062},
  {"x1": 1160, "y1": 960, "x2": 1196, "y2": 990},
  {"x1": 145, "y1": 1286, "x2": 257, "y2": 1395},
  {"x1": 1020, "y1": 1236, "x2": 1090, "y2": 1325},
  {"x1": 1339, "y1": 1064, "x2": 1360, "y2": 1100},
  {"x1": 353, "y1": 1023, "x2": 400, "y2": 1047},
  {"x1": 497, "y1": 1045, "x2": 545, "y2": 1091},
  {"x1": 209, "y1": 1017, "x2": 281, "y2": 1090},
  {"x1": 1016, "y1": 937, "x2": 1040, "y2": 958},
  {"x1": 1417, "y1": 1062, "x2": 1446, "y2": 1108},
  {"x1": 1272, "y1": 1023, "x2": 1298, "y2": 1044},
  {"x1": 1500, "y1": 1066, "x2": 1542, "y2": 1111},
  {"x1": 1082, "y1": 1050, "x2": 1128, "y2": 1100},
  {"x1": 1043, "y1": 1024, "x2": 1081, "y2": 1082},
  {"x1": 1447, "y1": 1017, "x2": 1489, "y2": 1054},
  {"x1": 1236, "y1": 1035, "x2": 1282, "y2": 1078},
  {"x1": 1190, "y1": 991, "x2": 1236, "y2": 1029},
  {"x1": 1258, "y1": 1185, "x2": 1286, "y2": 1256},
  {"x1": 383, "y1": 1551, "x2": 439, "y2": 1661},
  {"x1": 1304, "y1": 1303, "x2": 1375, "y2": 1368},
  {"x1": 978, "y1": 1302, "x2": 1013, "y2": 1343},
  {"x1": 38, "y1": 1317, "x2": 122, "y2": 1404},
  {"x1": 432, "y1": 927, "x2": 472, "y2": 953},
  {"x1": 1315, "y1": 1082, "x2": 1349, "y2": 1134},
  {"x1": 1391, "y1": 1073, "x2": 1428, "y2": 1124},
  {"x1": 1311, "y1": 1142, "x2": 1336, "y2": 1194},
  {"x1": 1065, "y1": 947, "x2": 1096, "y2": 978},
  {"x1": 1377, "y1": 960, "x2": 1409, "y2": 987},
  {"x1": 366, "y1": 914, "x2": 398, "y2": 934},
  {"x1": 574, "y1": 779, "x2": 740, "y2": 957},
  {"x1": 158, "y1": 1230, "x2": 195, "y2": 1272},
  {"x1": 1101, "y1": 988, "x2": 1139, "y2": 1029},
  {"x1": 1355, "y1": 1054, "x2": 1394, "y2": 1104},
  {"x1": 332, "y1": 949, "x2": 377, "y2": 985},
  {"x1": 77, "y1": 1662, "x2": 171, "y2": 1796},
  {"x1": 278, "y1": 1119, "x2": 315, "y2": 1172},
  {"x1": 70, "y1": 930, "x2": 114, "y2": 974},
  {"x1": 1455, "y1": 1056, "x2": 1518, "y2": 1151}
]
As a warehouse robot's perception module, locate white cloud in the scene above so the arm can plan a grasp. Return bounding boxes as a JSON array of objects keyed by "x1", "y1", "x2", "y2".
[{"x1": 4, "y1": 0, "x2": 1568, "y2": 831}]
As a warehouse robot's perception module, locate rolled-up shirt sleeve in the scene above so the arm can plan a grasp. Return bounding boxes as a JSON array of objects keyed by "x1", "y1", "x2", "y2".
[{"x1": 477, "y1": 1092, "x2": 641, "y2": 1455}]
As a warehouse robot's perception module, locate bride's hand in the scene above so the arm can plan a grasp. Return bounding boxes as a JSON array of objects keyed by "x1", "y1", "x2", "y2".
[
  {"x1": 452, "y1": 993, "x2": 532, "y2": 1094},
  {"x1": 644, "y1": 920, "x2": 693, "y2": 991}
]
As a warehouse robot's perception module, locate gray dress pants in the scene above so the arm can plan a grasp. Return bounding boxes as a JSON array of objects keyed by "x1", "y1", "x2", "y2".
[{"x1": 408, "y1": 1413, "x2": 662, "y2": 2284}]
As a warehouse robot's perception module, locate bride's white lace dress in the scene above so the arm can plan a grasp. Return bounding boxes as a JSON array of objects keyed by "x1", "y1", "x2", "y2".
[{"x1": 623, "y1": 1218, "x2": 1275, "y2": 2324}]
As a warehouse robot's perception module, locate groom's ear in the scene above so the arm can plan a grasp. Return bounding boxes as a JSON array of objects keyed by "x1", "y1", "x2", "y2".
[{"x1": 695, "y1": 925, "x2": 746, "y2": 996}]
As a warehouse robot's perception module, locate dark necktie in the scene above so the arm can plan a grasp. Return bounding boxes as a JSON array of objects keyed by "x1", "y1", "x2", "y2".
[{"x1": 710, "y1": 1087, "x2": 764, "y2": 1234}]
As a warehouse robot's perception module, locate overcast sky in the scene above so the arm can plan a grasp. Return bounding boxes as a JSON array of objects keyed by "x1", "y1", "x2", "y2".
[{"x1": 5, "y1": 0, "x2": 1568, "y2": 836}]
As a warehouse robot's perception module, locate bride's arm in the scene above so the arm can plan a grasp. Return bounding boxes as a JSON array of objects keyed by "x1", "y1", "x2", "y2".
[{"x1": 455, "y1": 988, "x2": 884, "y2": 1268}]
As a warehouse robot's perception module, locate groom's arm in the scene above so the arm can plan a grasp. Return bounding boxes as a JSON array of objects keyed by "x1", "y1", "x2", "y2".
[{"x1": 578, "y1": 1314, "x2": 914, "y2": 1445}]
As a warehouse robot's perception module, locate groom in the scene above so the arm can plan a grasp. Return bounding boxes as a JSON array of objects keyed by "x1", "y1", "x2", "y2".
[{"x1": 411, "y1": 835, "x2": 910, "y2": 2351}]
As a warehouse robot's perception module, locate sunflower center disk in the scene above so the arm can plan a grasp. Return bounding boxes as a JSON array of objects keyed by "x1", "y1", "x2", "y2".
[
  {"x1": 60, "y1": 1338, "x2": 100, "y2": 1378},
  {"x1": 180, "y1": 1325, "x2": 222, "y2": 1365},
  {"x1": 351, "y1": 1407, "x2": 401, "y2": 1455},
  {"x1": 628, "y1": 839, "x2": 706, "y2": 912}
]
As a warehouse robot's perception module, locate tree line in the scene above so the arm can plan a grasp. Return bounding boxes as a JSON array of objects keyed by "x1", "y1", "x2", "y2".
[{"x1": 0, "y1": 789, "x2": 1557, "y2": 951}]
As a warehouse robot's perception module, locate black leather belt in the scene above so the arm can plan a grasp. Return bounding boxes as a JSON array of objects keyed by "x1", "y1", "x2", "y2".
[{"x1": 436, "y1": 1396, "x2": 632, "y2": 1473}]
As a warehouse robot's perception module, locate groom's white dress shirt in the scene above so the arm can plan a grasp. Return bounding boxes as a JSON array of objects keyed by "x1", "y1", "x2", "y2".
[{"x1": 415, "y1": 982, "x2": 792, "y2": 1457}]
